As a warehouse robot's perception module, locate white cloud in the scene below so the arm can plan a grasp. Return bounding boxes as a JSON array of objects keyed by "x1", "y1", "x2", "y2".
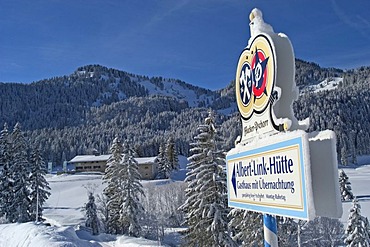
[{"x1": 331, "y1": 0, "x2": 370, "y2": 40}]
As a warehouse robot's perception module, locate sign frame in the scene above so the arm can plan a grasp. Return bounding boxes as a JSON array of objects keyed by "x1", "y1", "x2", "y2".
[{"x1": 226, "y1": 131, "x2": 313, "y2": 220}]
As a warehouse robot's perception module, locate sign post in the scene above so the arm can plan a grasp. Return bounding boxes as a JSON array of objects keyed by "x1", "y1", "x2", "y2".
[
  {"x1": 263, "y1": 214, "x2": 278, "y2": 247},
  {"x1": 227, "y1": 8, "x2": 342, "y2": 246}
]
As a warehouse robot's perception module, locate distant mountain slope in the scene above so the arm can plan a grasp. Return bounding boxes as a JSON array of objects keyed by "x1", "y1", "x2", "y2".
[
  {"x1": 295, "y1": 59, "x2": 344, "y2": 88},
  {"x1": 0, "y1": 65, "x2": 218, "y2": 130},
  {"x1": 1, "y1": 61, "x2": 370, "y2": 166}
]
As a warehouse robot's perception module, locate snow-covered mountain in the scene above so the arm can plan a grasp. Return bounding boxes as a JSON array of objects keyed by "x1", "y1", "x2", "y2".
[
  {"x1": 0, "y1": 61, "x2": 370, "y2": 167},
  {"x1": 76, "y1": 65, "x2": 217, "y2": 108}
]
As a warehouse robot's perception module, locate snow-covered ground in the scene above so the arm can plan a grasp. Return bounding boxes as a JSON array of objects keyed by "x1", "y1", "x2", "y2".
[
  {"x1": 0, "y1": 156, "x2": 189, "y2": 247},
  {"x1": 341, "y1": 165, "x2": 370, "y2": 226},
  {"x1": 0, "y1": 172, "x2": 173, "y2": 247},
  {"x1": 0, "y1": 155, "x2": 369, "y2": 246}
]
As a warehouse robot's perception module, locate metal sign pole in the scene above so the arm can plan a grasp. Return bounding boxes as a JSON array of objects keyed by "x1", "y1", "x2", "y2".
[{"x1": 263, "y1": 214, "x2": 278, "y2": 247}]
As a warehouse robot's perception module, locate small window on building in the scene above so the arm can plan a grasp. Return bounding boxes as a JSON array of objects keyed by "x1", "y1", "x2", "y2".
[{"x1": 145, "y1": 166, "x2": 149, "y2": 169}]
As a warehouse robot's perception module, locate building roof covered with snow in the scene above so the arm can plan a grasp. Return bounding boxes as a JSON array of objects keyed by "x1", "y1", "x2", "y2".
[{"x1": 68, "y1": 154, "x2": 158, "y2": 180}]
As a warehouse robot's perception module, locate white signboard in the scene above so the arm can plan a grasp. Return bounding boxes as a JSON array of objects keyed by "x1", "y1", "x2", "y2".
[
  {"x1": 227, "y1": 133, "x2": 311, "y2": 219},
  {"x1": 227, "y1": 8, "x2": 341, "y2": 221}
]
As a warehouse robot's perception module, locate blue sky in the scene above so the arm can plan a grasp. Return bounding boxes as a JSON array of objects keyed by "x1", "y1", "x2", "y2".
[{"x1": 1, "y1": 0, "x2": 370, "y2": 90}]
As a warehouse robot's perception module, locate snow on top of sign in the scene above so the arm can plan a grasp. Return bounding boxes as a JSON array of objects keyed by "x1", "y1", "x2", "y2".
[
  {"x1": 229, "y1": 130, "x2": 307, "y2": 156},
  {"x1": 249, "y1": 8, "x2": 274, "y2": 38},
  {"x1": 308, "y1": 129, "x2": 336, "y2": 141}
]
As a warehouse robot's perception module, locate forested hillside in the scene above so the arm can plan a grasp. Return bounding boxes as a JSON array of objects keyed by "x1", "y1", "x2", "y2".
[
  {"x1": 294, "y1": 66, "x2": 370, "y2": 165},
  {"x1": 1, "y1": 62, "x2": 370, "y2": 166}
]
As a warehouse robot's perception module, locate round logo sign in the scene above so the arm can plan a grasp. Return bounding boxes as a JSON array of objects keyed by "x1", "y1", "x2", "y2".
[{"x1": 236, "y1": 34, "x2": 275, "y2": 120}]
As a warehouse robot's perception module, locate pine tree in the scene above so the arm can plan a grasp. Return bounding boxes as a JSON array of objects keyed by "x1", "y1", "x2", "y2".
[
  {"x1": 179, "y1": 110, "x2": 236, "y2": 246},
  {"x1": 0, "y1": 123, "x2": 12, "y2": 220},
  {"x1": 29, "y1": 149, "x2": 51, "y2": 222},
  {"x1": 120, "y1": 142, "x2": 145, "y2": 237},
  {"x1": 0, "y1": 123, "x2": 9, "y2": 169},
  {"x1": 299, "y1": 217, "x2": 344, "y2": 246},
  {"x1": 95, "y1": 193, "x2": 109, "y2": 233},
  {"x1": 165, "y1": 136, "x2": 179, "y2": 171},
  {"x1": 103, "y1": 137, "x2": 124, "y2": 234},
  {"x1": 365, "y1": 217, "x2": 370, "y2": 242},
  {"x1": 344, "y1": 198, "x2": 370, "y2": 246},
  {"x1": 228, "y1": 209, "x2": 263, "y2": 246},
  {"x1": 278, "y1": 216, "x2": 298, "y2": 246},
  {"x1": 9, "y1": 123, "x2": 31, "y2": 223},
  {"x1": 85, "y1": 192, "x2": 100, "y2": 235},
  {"x1": 339, "y1": 169, "x2": 354, "y2": 202},
  {"x1": 157, "y1": 143, "x2": 171, "y2": 179}
]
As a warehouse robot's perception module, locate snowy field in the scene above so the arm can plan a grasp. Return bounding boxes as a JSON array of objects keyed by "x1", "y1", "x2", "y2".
[
  {"x1": 0, "y1": 173, "x2": 175, "y2": 247},
  {"x1": 0, "y1": 155, "x2": 189, "y2": 247},
  {"x1": 341, "y1": 165, "x2": 370, "y2": 225},
  {"x1": 0, "y1": 155, "x2": 369, "y2": 246}
]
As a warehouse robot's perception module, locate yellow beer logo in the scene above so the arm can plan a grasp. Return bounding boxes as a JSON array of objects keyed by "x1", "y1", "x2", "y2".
[{"x1": 236, "y1": 34, "x2": 275, "y2": 120}]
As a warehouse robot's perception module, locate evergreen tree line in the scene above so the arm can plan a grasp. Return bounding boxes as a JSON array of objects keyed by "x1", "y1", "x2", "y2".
[
  {"x1": 26, "y1": 105, "x2": 234, "y2": 167},
  {"x1": 0, "y1": 64, "x2": 217, "y2": 131},
  {"x1": 0, "y1": 123, "x2": 50, "y2": 223},
  {"x1": 294, "y1": 79, "x2": 370, "y2": 165},
  {"x1": 294, "y1": 59, "x2": 343, "y2": 88},
  {"x1": 26, "y1": 75, "x2": 370, "y2": 167},
  {"x1": 1, "y1": 62, "x2": 370, "y2": 169}
]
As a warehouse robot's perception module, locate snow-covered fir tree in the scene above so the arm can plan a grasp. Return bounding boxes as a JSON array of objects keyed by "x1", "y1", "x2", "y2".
[
  {"x1": 339, "y1": 169, "x2": 354, "y2": 202},
  {"x1": 157, "y1": 143, "x2": 171, "y2": 179},
  {"x1": 85, "y1": 192, "x2": 100, "y2": 235},
  {"x1": 120, "y1": 142, "x2": 145, "y2": 237},
  {"x1": 9, "y1": 123, "x2": 31, "y2": 223},
  {"x1": 365, "y1": 217, "x2": 370, "y2": 242},
  {"x1": 29, "y1": 149, "x2": 51, "y2": 222},
  {"x1": 344, "y1": 198, "x2": 370, "y2": 246},
  {"x1": 179, "y1": 110, "x2": 236, "y2": 247},
  {"x1": 0, "y1": 123, "x2": 9, "y2": 169},
  {"x1": 103, "y1": 137, "x2": 124, "y2": 234},
  {"x1": 95, "y1": 194, "x2": 109, "y2": 233},
  {"x1": 165, "y1": 136, "x2": 179, "y2": 171},
  {"x1": 299, "y1": 217, "x2": 344, "y2": 246},
  {"x1": 277, "y1": 216, "x2": 298, "y2": 246},
  {"x1": 0, "y1": 123, "x2": 12, "y2": 220},
  {"x1": 228, "y1": 209, "x2": 263, "y2": 246}
]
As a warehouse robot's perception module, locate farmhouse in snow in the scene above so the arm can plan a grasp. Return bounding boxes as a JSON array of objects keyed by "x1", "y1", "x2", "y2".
[{"x1": 68, "y1": 154, "x2": 159, "y2": 180}]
